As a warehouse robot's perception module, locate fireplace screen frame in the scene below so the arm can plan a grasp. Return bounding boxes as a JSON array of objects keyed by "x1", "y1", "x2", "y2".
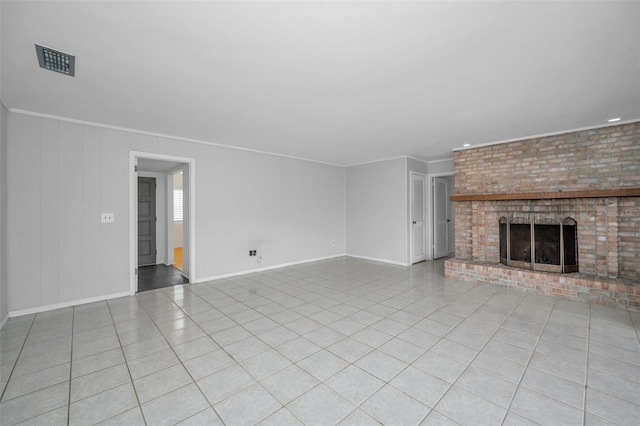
[{"x1": 499, "y1": 216, "x2": 578, "y2": 273}]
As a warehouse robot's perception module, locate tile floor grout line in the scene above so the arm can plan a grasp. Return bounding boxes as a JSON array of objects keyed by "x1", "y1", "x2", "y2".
[
  {"x1": 632, "y1": 309, "x2": 640, "y2": 356},
  {"x1": 0, "y1": 314, "x2": 35, "y2": 404},
  {"x1": 501, "y1": 297, "x2": 557, "y2": 426},
  {"x1": 334, "y1": 281, "x2": 512, "y2": 424},
  {"x1": 136, "y1": 291, "x2": 212, "y2": 422},
  {"x1": 104, "y1": 298, "x2": 149, "y2": 426},
  {"x1": 66, "y1": 307, "x2": 75, "y2": 426},
  {"x1": 4, "y1": 314, "x2": 72, "y2": 418},
  {"x1": 201, "y1": 281, "x2": 351, "y2": 425},
  {"x1": 199, "y1": 266, "x2": 442, "y2": 424},
  {"x1": 139, "y1": 286, "x2": 245, "y2": 425},
  {"x1": 173, "y1": 406, "x2": 216, "y2": 425},
  {"x1": 210, "y1": 283, "x2": 338, "y2": 425},
  {"x1": 413, "y1": 284, "x2": 532, "y2": 425},
  {"x1": 219, "y1": 266, "x2": 620, "y2": 422},
  {"x1": 582, "y1": 303, "x2": 592, "y2": 426},
  {"x1": 581, "y1": 307, "x2": 640, "y2": 420},
  {"x1": 2, "y1": 258, "x2": 639, "y2": 426}
]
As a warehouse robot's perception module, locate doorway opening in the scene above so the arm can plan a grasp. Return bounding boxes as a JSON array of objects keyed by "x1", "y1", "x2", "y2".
[
  {"x1": 172, "y1": 170, "x2": 184, "y2": 272},
  {"x1": 428, "y1": 174, "x2": 455, "y2": 260},
  {"x1": 130, "y1": 152, "x2": 195, "y2": 294}
]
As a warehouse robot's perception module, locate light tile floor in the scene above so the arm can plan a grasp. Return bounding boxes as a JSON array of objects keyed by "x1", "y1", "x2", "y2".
[{"x1": 1, "y1": 257, "x2": 640, "y2": 425}]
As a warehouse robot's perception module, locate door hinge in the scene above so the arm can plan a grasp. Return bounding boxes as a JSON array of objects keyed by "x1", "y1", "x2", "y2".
[
  {"x1": 135, "y1": 268, "x2": 138, "y2": 275},
  {"x1": 155, "y1": 249, "x2": 157, "y2": 255},
  {"x1": 135, "y1": 165, "x2": 138, "y2": 172},
  {"x1": 155, "y1": 216, "x2": 157, "y2": 222}
]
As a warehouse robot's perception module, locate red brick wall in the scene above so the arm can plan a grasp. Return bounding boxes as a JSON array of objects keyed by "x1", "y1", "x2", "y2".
[
  {"x1": 455, "y1": 123, "x2": 640, "y2": 196},
  {"x1": 453, "y1": 122, "x2": 640, "y2": 281},
  {"x1": 619, "y1": 197, "x2": 640, "y2": 281}
]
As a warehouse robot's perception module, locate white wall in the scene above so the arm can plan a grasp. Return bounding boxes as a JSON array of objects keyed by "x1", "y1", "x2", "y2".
[
  {"x1": 346, "y1": 158, "x2": 408, "y2": 265},
  {"x1": 173, "y1": 223, "x2": 184, "y2": 248},
  {"x1": 137, "y1": 171, "x2": 167, "y2": 264},
  {"x1": 7, "y1": 112, "x2": 346, "y2": 313},
  {"x1": 408, "y1": 158, "x2": 429, "y2": 175},
  {"x1": 0, "y1": 104, "x2": 7, "y2": 325},
  {"x1": 427, "y1": 158, "x2": 454, "y2": 174},
  {"x1": 0, "y1": 3, "x2": 7, "y2": 326}
]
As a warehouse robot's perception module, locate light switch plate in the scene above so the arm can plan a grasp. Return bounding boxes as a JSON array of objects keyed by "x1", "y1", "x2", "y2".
[{"x1": 101, "y1": 213, "x2": 114, "y2": 223}]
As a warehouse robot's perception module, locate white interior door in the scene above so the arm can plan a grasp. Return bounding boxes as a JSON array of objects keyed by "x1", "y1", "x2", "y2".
[
  {"x1": 410, "y1": 173, "x2": 426, "y2": 264},
  {"x1": 433, "y1": 176, "x2": 450, "y2": 259}
]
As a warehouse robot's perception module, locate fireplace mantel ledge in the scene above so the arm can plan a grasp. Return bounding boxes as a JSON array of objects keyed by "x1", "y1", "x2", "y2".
[{"x1": 450, "y1": 187, "x2": 640, "y2": 202}]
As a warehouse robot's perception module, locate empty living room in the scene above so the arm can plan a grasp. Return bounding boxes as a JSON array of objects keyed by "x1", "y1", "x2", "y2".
[{"x1": 0, "y1": 1, "x2": 639, "y2": 425}]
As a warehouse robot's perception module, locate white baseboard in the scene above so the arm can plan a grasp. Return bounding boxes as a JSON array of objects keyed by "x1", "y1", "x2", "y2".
[
  {"x1": 4, "y1": 254, "x2": 409, "y2": 320},
  {"x1": 195, "y1": 254, "x2": 347, "y2": 283},
  {"x1": 345, "y1": 254, "x2": 411, "y2": 267},
  {"x1": 0, "y1": 312, "x2": 8, "y2": 329},
  {"x1": 9, "y1": 291, "x2": 131, "y2": 318}
]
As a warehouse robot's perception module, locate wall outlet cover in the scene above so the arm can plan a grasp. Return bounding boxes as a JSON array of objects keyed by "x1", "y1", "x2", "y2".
[{"x1": 101, "y1": 213, "x2": 114, "y2": 223}]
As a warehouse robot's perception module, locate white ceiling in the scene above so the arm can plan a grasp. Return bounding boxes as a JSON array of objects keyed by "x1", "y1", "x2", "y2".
[{"x1": 2, "y1": 1, "x2": 639, "y2": 166}]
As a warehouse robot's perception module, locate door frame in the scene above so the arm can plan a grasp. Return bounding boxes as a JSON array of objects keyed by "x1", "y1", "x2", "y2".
[
  {"x1": 426, "y1": 172, "x2": 454, "y2": 260},
  {"x1": 409, "y1": 172, "x2": 427, "y2": 264},
  {"x1": 129, "y1": 151, "x2": 196, "y2": 295}
]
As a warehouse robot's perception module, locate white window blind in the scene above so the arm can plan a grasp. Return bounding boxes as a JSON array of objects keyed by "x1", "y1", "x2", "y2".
[{"x1": 173, "y1": 189, "x2": 183, "y2": 222}]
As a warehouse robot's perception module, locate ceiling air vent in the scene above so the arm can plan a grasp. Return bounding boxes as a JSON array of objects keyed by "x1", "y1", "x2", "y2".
[{"x1": 35, "y1": 44, "x2": 75, "y2": 76}]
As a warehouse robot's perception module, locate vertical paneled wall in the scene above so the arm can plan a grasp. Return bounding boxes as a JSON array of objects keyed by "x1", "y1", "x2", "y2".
[
  {"x1": 0, "y1": 104, "x2": 7, "y2": 323},
  {"x1": 346, "y1": 158, "x2": 408, "y2": 265},
  {"x1": 7, "y1": 112, "x2": 346, "y2": 312}
]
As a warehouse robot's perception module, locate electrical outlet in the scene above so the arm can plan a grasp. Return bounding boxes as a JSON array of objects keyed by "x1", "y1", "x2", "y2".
[
  {"x1": 249, "y1": 250, "x2": 257, "y2": 256},
  {"x1": 331, "y1": 240, "x2": 336, "y2": 246},
  {"x1": 101, "y1": 213, "x2": 114, "y2": 223}
]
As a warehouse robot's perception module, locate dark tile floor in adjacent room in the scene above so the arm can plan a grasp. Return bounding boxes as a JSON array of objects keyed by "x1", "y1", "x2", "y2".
[{"x1": 138, "y1": 265, "x2": 188, "y2": 292}]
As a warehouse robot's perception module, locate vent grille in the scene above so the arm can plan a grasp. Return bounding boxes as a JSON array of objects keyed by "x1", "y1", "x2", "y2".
[{"x1": 35, "y1": 44, "x2": 75, "y2": 76}]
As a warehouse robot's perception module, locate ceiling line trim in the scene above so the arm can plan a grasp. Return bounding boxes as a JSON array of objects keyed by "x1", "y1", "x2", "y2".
[
  {"x1": 452, "y1": 118, "x2": 640, "y2": 152},
  {"x1": 9, "y1": 108, "x2": 346, "y2": 168},
  {"x1": 347, "y1": 155, "x2": 411, "y2": 168},
  {"x1": 347, "y1": 154, "x2": 446, "y2": 168},
  {"x1": 406, "y1": 155, "x2": 431, "y2": 165},
  {"x1": 427, "y1": 158, "x2": 454, "y2": 165}
]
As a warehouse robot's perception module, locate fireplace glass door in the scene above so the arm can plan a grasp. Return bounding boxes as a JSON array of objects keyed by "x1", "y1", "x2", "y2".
[
  {"x1": 499, "y1": 216, "x2": 578, "y2": 273},
  {"x1": 563, "y1": 218, "x2": 578, "y2": 273},
  {"x1": 509, "y1": 222, "x2": 531, "y2": 270},
  {"x1": 534, "y1": 220, "x2": 561, "y2": 272}
]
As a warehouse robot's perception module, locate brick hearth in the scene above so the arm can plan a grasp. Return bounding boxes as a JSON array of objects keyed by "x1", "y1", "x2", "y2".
[
  {"x1": 445, "y1": 259, "x2": 639, "y2": 309},
  {"x1": 445, "y1": 122, "x2": 640, "y2": 310}
]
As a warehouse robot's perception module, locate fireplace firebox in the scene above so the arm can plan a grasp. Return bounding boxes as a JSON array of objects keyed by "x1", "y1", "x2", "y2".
[{"x1": 499, "y1": 217, "x2": 578, "y2": 273}]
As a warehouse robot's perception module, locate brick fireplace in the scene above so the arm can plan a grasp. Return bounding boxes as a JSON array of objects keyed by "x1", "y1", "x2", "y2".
[{"x1": 444, "y1": 122, "x2": 640, "y2": 310}]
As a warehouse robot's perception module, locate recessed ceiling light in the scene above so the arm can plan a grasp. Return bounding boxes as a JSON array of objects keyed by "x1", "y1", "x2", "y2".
[
  {"x1": 463, "y1": 143, "x2": 471, "y2": 147},
  {"x1": 608, "y1": 118, "x2": 621, "y2": 123},
  {"x1": 35, "y1": 44, "x2": 75, "y2": 76}
]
